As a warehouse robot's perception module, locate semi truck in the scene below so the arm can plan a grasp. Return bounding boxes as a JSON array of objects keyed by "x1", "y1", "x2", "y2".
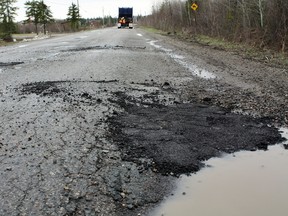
[{"x1": 118, "y1": 7, "x2": 133, "y2": 29}]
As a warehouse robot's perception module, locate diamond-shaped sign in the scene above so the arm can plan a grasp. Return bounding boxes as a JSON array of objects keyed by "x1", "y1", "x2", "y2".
[{"x1": 191, "y1": 3, "x2": 198, "y2": 11}]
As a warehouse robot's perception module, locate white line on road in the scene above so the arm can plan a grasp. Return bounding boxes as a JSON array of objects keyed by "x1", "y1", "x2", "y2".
[
  {"x1": 79, "y1": 36, "x2": 88, "y2": 39},
  {"x1": 19, "y1": 45, "x2": 28, "y2": 48},
  {"x1": 147, "y1": 40, "x2": 216, "y2": 79}
]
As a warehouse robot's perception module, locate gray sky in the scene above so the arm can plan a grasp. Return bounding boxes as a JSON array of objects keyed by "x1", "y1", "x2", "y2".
[{"x1": 14, "y1": 0, "x2": 164, "y2": 21}]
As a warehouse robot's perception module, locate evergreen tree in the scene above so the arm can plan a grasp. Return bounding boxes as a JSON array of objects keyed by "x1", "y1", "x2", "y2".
[
  {"x1": 25, "y1": 0, "x2": 53, "y2": 35},
  {"x1": 38, "y1": 0, "x2": 53, "y2": 34},
  {"x1": 25, "y1": 0, "x2": 40, "y2": 34},
  {"x1": 67, "y1": 3, "x2": 80, "y2": 31},
  {"x1": 0, "y1": 0, "x2": 18, "y2": 40}
]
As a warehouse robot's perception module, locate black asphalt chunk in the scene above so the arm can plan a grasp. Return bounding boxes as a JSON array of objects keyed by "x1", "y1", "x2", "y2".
[
  {"x1": 20, "y1": 80, "x2": 118, "y2": 96},
  {"x1": 108, "y1": 93, "x2": 284, "y2": 176},
  {"x1": 21, "y1": 81, "x2": 62, "y2": 95}
]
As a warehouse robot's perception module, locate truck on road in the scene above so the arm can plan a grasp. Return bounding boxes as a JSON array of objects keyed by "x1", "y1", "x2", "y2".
[{"x1": 118, "y1": 7, "x2": 133, "y2": 29}]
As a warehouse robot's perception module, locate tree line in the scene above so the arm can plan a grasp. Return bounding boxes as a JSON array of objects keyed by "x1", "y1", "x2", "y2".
[
  {"x1": 140, "y1": 0, "x2": 288, "y2": 52},
  {"x1": 0, "y1": 0, "x2": 81, "y2": 41}
]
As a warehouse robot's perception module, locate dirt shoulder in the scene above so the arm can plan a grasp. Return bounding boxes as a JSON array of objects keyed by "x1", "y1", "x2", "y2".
[{"x1": 143, "y1": 30, "x2": 288, "y2": 127}]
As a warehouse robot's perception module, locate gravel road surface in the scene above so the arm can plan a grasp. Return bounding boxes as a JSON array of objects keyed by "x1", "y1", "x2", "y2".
[{"x1": 0, "y1": 27, "x2": 286, "y2": 216}]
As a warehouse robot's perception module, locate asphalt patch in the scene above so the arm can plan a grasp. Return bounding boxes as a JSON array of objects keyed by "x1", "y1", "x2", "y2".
[
  {"x1": 21, "y1": 81, "x2": 63, "y2": 96},
  {"x1": 20, "y1": 80, "x2": 118, "y2": 96},
  {"x1": 108, "y1": 92, "x2": 285, "y2": 176}
]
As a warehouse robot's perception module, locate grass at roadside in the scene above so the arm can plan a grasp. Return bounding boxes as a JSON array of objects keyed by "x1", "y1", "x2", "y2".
[
  {"x1": 0, "y1": 33, "x2": 46, "y2": 47},
  {"x1": 140, "y1": 26, "x2": 165, "y2": 35},
  {"x1": 0, "y1": 40, "x2": 8, "y2": 46},
  {"x1": 194, "y1": 35, "x2": 288, "y2": 69},
  {"x1": 0, "y1": 34, "x2": 34, "y2": 47},
  {"x1": 12, "y1": 33, "x2": 37, "y2": 40},
  {"x1": 141, "y1": 26, "x2": 288, "y2": 69},
  {"x1": 12, "y1": 33, "x2": 37, "y2": 37}
]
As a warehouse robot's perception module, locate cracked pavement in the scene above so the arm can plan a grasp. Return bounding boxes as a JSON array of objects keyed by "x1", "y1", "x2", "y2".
[
  {"x1": 0, "y1": 27, "x2": 286, "y2": 215},
  {"x1": 1, "y1": 80, "x2": 175, "y2": 215}
]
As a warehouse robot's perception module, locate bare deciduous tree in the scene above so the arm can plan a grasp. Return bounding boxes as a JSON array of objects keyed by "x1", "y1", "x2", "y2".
[{"x1": 139, "y1": 0, "x2": 288, "y2": 52}]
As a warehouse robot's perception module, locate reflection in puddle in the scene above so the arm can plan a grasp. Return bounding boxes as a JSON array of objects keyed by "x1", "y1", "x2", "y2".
[{"x1": 151, "y1": 128, "x2": 288, "y2": 216}]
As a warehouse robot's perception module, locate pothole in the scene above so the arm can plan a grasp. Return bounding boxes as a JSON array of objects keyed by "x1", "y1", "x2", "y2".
[
  {"x1": 64, "y1": 45, "x2": 146, "y2": 52},
  {"x1": 0, "y1": 62, "x2": 24, "y2": 67}
]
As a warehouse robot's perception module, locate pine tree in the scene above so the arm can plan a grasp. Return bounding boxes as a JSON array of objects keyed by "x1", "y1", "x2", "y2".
[
  {"x1": 25, "y1": 0, "x2": 53, "y2": 35},
  {"x1": 25, "y1": 0, "x2": 40, "y2": 34},
  {"x1": 0, "y1": 0, "x2": 18, "y2": 40},
  {"x1": 67, "y1": 3, "x2": 80, "y2": 31},
  {"x1": 38, "y1": 0, "x2": 53, "y2": 34}
]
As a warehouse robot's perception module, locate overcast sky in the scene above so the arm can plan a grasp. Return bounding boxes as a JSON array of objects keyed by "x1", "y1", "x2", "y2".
[{"x1": 14, "y1": 0, "x2": 164, "y2": 21}]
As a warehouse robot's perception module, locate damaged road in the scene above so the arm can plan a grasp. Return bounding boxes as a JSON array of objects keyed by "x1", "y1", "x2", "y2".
[{"x1": 0, "y1": 27, "x2": 287, "y2": 216}]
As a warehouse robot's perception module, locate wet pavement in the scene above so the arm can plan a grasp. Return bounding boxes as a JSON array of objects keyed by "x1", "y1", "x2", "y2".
[
  {"x1": 152, "y1": 129, "x2": 288, "y2": 216},
  {"x1": 0, "y1": 27, "x2": 287, "y2": 215}
]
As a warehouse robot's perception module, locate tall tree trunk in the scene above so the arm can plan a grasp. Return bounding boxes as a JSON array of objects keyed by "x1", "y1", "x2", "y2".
[
  {"x1": 44, "y1": 23, "x2": 46, "y2": 35},
  {"x1": 35, "y1": 23, "x2": 38, "y2": 35},
  {"x1": 259, "y1": 0, "x2": 264, "y2": 28},
  {"x1": 281, "y1": 4, "x2": 287, "y2": 52}
]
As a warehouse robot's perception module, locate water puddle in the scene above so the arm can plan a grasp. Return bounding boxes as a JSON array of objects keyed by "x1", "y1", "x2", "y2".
[
  {"x1": 151, "y1": 128, "x2": 288, "y2": 216},
  {"x1": 147, "y1": 40, "x2": 216, "y2": 79}
]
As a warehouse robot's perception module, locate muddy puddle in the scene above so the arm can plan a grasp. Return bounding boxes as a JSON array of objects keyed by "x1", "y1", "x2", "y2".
[{"x1": 151, "y1": 128, "x2": 288, "y2": 216}]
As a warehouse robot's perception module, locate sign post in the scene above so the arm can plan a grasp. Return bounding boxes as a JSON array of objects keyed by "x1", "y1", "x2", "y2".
[{"x1": 191, "y1": 2, "x2": 198, "y2": 33}]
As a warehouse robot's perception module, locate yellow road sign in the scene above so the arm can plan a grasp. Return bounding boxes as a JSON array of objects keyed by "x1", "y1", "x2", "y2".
[{"x1": 191, "y1": 3, "x2": 198, "y2": 11}]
